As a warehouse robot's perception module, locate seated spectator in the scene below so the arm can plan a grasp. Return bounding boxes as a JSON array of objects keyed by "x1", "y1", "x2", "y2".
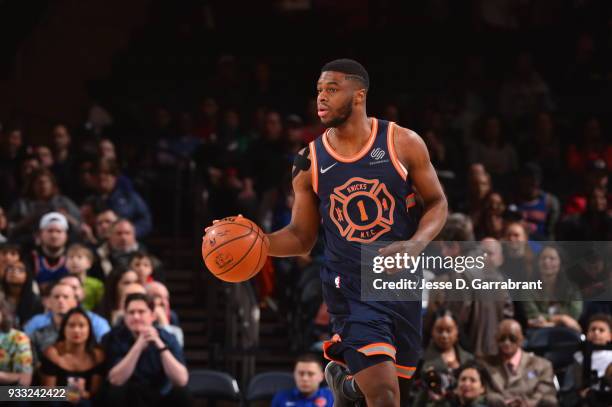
[
  {"x1": 474, "y1": 191, "x2": 505, "y2": 240},
  {"x1": 96, "y1": 219, "x2": 143, "y2": 278},
  {"x1": 500, "y1": 221, "x2": 535, "y2": 281},
  {"x1": 0, "y1": 243, "x2": 20, "y2": 280},
  {"x1": 28, "y1": 211, "x2": 70, "y2": 293},
  {"x1": 524, "y1": 245, "x2": 582, "y2": 333},
  {"x1": 130, "y1": 251, "x2": 162, "y2": 284},
  {"x1": 66, "y1": 243, "x2": 104, "y2": 311},
  {"x1": 468, "y1": 115, "x2": 518, "y2": 180},
  {"x1": 568, "y1": 314, "x2": 612, "y2": 398},
  {"x1": 423, "y1": 310, "x2": 473, "y2": 372},
  {"x1": 146, "y1": 282, "x2": 183, "y2": 347},
  {"x1": 452, "y1": 361, "x2": 494, "y2": 407},
  {"x1": 95, "y1": 208, "x2": 118, "y2": 244},
  {"x1": 0, "y1": 298, "x2": 33, "y2": 386},
  {"x1": 146, "y1": 281, "x2": 179, "y2": 325},
  {"x1": 112, "y1": 282, "x2": 147, "y2": 326},
  {"x1": 271, "y1": 353, "x2": 333, "y2": 407},
  {"x1": 513, "y1": 163, "x2": 560, "y2": 240},
  {"x1": 480, "y1": 319, "x2": 558, "y2": 407},
  {"x1": 414, "y1": 311, "x2": 475, "y2": 406},
  {"x1": 413, "y1": 360, "x2": 494, "y2": 407},
  {"x1": 103, "y1": 293, "x2": 190, "y2": 406},
  {"x1": 102, "y1": 268, "x2": 141, "y2": 323},
  {"x1": 40, "y1": 307, "x2": 105, "y2": 405},
  {"x1": 57, "y1": 275, "x2": 110, "y2": 336},
  {"x1": 24, "y1": 281, "x2": 110, "y2": 358},
  {"x1": 564, "y1": 159, "x2": 609, "y2": 216},
  {"x1": 566, "y1": 116, "x2": 612, "y2": 174},
  {"x1": 7, "y1": 168, "x2": 81, "y2": 243},
  {"x1": 87, "y1": 158, "x2": 152, "y2": 238},
  {"x1": 557, "y1": 186, "x2": 612, "y2": 241},
  {"x1": 1, "y1": 261, "x2": 43, "y2": 329}
]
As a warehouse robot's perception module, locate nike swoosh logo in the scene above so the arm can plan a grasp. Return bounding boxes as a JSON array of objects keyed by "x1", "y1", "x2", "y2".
[{"x1": 320, "y1": 163, "x2": 337, "y2": 174}]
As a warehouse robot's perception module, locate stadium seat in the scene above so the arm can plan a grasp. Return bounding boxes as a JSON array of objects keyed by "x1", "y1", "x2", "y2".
[
  {"x1": 188, "y1": 369, "x2": 241, "y2": 402},
  {"x1": 245, "y1": 371, "x2": 295, "y2": 405}
]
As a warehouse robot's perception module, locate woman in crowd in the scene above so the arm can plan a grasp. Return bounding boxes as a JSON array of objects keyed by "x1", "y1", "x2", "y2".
[
  {"x1": 0, "y1": 298, "x2": 33, "y2": 386},
  {"x1": 1, "y1": 261, "x2": 43, "y2": 329},
  {"x1": 413, "y1": 360, "x2": 493, "y2": 407},
  {"x1": 40, "y1": 307, "x2": 105, "y2": 405},
  {"x1": 414, "y1": 310, "x2": 474, "y2": 406},
  {"x1": 474, "y1": 191, "x2": 506, "y2": 240},
  {"x1": 524, "y1": 244, "x2": 582, "y2": 333},
  {"x1": 101, "y1": 268, "x2": 140, "y2": 323}
]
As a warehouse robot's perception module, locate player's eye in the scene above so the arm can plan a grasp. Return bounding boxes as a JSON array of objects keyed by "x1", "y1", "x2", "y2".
[{"x1": 328, "y1": 88, "x2": 337, "y2": 93}]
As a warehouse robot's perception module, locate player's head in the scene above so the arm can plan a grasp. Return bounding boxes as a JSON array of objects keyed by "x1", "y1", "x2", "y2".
[{"x1": 318, "y1": 58, "x2": 369, "y2": 127}]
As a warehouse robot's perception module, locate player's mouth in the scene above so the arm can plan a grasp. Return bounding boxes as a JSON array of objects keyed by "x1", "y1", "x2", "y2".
[{"x1": 317, "y1": 107, "x2": 330, "y2": 118}]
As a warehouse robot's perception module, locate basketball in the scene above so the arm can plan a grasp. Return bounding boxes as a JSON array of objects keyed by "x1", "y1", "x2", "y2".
[{"x1": 201, "y1": 215, "x2": 269, "y2": 282}]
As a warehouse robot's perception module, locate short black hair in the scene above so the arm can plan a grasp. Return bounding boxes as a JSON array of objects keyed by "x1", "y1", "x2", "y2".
[
  {"x1": 588, "y1": 313, "x2": 612, "y2": 332},
  {"x1": 124, "y1": 292, "x2": 154, "y2": 311},
  {"x1": 321, "y1": 59, "x2": 369, "y2": 90}
]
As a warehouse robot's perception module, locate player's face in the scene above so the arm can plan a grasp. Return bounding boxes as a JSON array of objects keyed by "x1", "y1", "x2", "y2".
[{"x1": 317, "y1": 71, "x2": 356, "y2": 127}]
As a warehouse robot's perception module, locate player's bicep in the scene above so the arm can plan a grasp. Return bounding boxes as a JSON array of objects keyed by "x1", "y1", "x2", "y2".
[{"x1": 396, "y1": 128, "x2": 445, "y2": 205}]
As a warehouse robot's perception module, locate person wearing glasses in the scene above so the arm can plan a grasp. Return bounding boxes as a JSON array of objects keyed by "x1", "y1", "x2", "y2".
[{"x1": 480, "y1": 319, "x2": 558, "y2": 407}]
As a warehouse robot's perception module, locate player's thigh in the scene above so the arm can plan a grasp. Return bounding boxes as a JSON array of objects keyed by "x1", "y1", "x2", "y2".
[{"x1": 353, "y1": 360, "x2": 400, "y2": 407}]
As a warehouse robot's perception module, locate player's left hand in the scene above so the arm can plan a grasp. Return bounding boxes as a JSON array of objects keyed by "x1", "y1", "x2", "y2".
[{"x1": 377, "y1": 240, "x2": 426, "y2": 274}]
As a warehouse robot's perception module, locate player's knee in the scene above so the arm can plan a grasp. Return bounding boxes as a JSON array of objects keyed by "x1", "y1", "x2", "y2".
[{"x1": 366, "y1": 385, "x2": 399, "y2": 407}]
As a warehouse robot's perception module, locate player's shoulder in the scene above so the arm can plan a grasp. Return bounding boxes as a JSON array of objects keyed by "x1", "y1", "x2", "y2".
[
  {"x1": 293, "y1": 146, "x2": 314, "y2": 189},
  {"x1": 389, "y1": 123, "x2": 426, "y2": 154},
  {"x1": 389, "y1": 123, "x2": 422, "y2": 143}
]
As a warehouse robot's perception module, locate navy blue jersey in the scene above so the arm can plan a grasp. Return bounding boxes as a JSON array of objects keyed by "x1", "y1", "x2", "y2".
[{"x1": 309, "y1": 118, "x2": 418, "y2": 277}]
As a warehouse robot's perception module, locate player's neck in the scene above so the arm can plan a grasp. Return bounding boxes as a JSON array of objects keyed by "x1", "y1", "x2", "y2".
[{"x1": 330, "y1": 113, "x2": 371, "y2": 145}]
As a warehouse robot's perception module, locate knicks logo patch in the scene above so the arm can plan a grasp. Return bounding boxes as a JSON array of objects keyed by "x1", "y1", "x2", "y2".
[{"x1": 329, "y1": 177, "x2": 395, "y2": 243}]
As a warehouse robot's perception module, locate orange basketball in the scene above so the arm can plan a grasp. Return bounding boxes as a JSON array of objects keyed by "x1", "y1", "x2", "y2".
[{"x1": 201, "y1": 215, "x2": 269, "y2": 282}]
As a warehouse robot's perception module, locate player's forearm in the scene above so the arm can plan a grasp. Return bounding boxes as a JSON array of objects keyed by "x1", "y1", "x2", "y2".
[
  {"x1": 267, "y1": 225, "x2": 315, "y2": 257},
  {"x1": 410, "y1": 196, "x2": 448, "y2": 244}
]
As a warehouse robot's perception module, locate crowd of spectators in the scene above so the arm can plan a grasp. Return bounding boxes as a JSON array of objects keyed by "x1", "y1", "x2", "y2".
[
  {"x1": 1, "y1": 0, "x2": 611, "y2": 406},
  {"x1": 0, "y1": 124, "x2": 187, "y2": 404}
]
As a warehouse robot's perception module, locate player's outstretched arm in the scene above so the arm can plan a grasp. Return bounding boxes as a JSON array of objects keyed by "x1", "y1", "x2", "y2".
[
  {"x1": 380, "y1": 126, "x2": 448, "y2": 256},
  {"x1": 267, "y1": 148, "x2": 320, "y2": 257}
]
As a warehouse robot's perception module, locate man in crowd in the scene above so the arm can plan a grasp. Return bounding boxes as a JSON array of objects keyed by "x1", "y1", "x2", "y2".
[
  {"x1": 28, "y1": 212, "x2": 70, "y2": 293},
  {"x1": 272, "y1": 354, "x2": 334, "y2": 407},
  {"x1": 24, "y1": 280, "x2": 110, "y2": 358},
  {"x1": 96, "y1": 219, "x2": 142, "y2": 277},
  {"x1": 103, "y1": 293, "x2": 190, "y2": 406},
  {"x1": 480, "y1": 319, "x2": 558, "y2": 407}
]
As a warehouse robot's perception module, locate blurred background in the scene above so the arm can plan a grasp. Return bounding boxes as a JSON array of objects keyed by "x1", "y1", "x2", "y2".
[{"x1": 0, "y1": 0, "x2": 611, "y2": 406}]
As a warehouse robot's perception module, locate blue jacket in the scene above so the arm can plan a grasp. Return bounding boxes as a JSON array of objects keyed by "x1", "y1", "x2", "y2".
[
  {"x1": 105, "y1": 179, "x2": 152, "y2": 238},
  {"x1": 271, "y1": 387, "x2": 334, "y2": 407}
]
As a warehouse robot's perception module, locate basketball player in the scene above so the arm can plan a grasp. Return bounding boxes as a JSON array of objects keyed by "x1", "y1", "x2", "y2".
[{"x1": 267, "y1": 59, "x2": 447, "y2": 406}]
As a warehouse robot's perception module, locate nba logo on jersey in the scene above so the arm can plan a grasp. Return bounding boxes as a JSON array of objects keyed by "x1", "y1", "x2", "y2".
[{"x1": 334, "y1": 276, "x2": 341, "y2": 288}]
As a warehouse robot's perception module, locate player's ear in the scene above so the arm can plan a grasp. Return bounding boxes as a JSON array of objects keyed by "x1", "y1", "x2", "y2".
[{"x1": 354, "y1": 88, "x2": 366, "y2": 105}]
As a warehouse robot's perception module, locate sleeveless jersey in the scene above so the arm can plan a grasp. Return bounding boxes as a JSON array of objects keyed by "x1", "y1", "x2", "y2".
[{"x1": 309, "y1": 118, "x2": 418, "y2": 277}]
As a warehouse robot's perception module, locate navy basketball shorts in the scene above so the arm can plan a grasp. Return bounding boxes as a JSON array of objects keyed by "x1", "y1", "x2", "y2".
[{"x1": 320, "y1": 268, "x2": 422, "y2": 379}]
